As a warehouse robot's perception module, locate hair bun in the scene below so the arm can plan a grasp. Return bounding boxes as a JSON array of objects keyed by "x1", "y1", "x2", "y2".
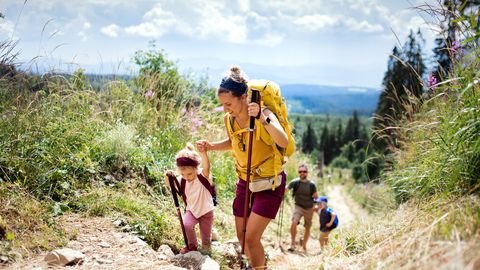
[
  {"x1": 228, "y1": 66, "x2": 248, "y2": 83},
  {"x1": 186, "y1": 142, "x2": 195, "y2": 151}
]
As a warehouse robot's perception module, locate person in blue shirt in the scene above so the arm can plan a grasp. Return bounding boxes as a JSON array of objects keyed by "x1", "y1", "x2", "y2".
[{"x1": 314, "y1": 196, "x2": 338, "y2": 249}]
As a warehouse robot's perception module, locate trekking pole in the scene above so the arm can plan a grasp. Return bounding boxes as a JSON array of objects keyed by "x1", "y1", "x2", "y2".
[
  {"x1": 241, "y1": 89, "x2": 260, "y2": 269},
  {"x1": 167, "y1": 174, "x2": 189, "y2": 249},
  {"x1": 278, "y1": 196, "x2": 285, "y2": 252}
]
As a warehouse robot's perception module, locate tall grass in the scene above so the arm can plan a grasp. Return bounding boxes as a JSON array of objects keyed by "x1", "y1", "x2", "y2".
[{"x1": 385, "y1": 46, "x2": 479, "y2": 203}]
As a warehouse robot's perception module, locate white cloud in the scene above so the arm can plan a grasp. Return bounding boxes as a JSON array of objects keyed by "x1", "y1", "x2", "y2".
[
  {"x1": 345, "y1": 18, "x2": 383, "y2": 33},
  {"x1": 0, "y1": 19, "x2": 15, "y2": 38},
  {"x1": 294, "y1": 14, "x2": 340, "y2": 31},
  {"x1": 238, "y1": 0, "x2": 251, "y2": 13},
  {"x1": 83, "y1": 21, "x2": 91, "y2": 29},
  {"x1": 124, "y1": 4, "x2": 177, "y2": 38},
  {"x1": 101, "y1": 24, "x2": 121, "y2": 38},
  {"x1": 195, "y1": 3, "x2": 248, "y2": 43},
  {"x1": 123, "y1": 2, "x2": 250, "y2": 44}
]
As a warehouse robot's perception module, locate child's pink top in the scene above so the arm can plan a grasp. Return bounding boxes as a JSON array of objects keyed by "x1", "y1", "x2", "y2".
[{"x1": 185, "y1": 175, "x2": 214, "y2": 218}]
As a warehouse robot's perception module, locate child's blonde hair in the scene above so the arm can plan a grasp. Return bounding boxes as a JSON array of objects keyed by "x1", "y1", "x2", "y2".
[{"x1": 175, "y1": 143, "x2": 201, "y2": 169}]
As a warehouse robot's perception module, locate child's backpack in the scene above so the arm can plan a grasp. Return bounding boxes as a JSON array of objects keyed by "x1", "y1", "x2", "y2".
[
  {"x1": 180, "y1": 174, "x2": 218, "y2": 206},
  {"x1": 226, "y1": 80, "x2": 296, "y2": 190}
]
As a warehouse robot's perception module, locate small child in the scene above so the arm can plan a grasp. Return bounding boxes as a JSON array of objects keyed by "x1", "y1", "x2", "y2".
[
  {"x1": 165, "y1": 143, "x2": 214, "y2": 254},
  {"x1": 314, "y1": 196, "x2": 338, "y2": 249}
]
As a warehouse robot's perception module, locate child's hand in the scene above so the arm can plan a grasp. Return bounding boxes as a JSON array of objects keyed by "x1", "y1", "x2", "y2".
[
  {"x1": 196, "y1": 140, "x2": 210, "y2": 153},
  {"x1": 164, "y1": 170, "x2": 176, "y2": 189}
]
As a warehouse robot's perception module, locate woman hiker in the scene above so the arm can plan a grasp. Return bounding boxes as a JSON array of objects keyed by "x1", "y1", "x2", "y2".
[{"x1": 197, "y1": 66, "x2": 288, "y2": 269}]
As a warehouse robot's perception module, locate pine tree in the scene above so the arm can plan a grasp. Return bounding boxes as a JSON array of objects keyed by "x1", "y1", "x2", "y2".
[
  {"x1": 319, "y1": 125, "x2": 329, "y2": 153},
  {"x1": 343, "y1": 110, "x2": 360, "y2": 144},
  {"x1": 301, "y1": 123, "x2": 317, "y2": 154},
  {"x1": 334, "y1": 120, "x2": 343, "y2": 157},
  {"x1": 373, "y1": 29, "x2": 426, "y2": 153}
]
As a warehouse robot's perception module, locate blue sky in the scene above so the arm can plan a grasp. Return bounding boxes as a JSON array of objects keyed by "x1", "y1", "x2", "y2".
[{"x1": 0, "y1": 0, "x2": 440, "y2": 88}]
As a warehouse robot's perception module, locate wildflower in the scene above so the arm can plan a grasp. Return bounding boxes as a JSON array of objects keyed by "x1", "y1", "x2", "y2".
[
  {"x1": 428, "y1": 73, "x2": 438, "y2": 89},
  {"x1": 428, "y1": 73, "x2": 438, "y2": 97},
  {"x1": 190, "y1": 118, "x2": 203, "y2": 133},
  {"x1": 213, "y1": 106, "x2": 224, "y2": 112},
  {"x1": 451, "y1": 40, "x2": 463, "y2": 56},
  {"x1": 145, "y1": 89, "x2": 153, "y2": 99}
]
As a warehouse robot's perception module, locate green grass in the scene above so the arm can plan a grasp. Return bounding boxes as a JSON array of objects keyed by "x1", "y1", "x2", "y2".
[
  {"x1": 384, "y1": 48, "x2": 480, "y2": 203},
  {"x1": 0, "y1": 183, "x2": 69, "y2": 260}
]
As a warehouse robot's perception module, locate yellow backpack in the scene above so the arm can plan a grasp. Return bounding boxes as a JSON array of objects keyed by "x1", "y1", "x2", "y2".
[{"x1": 226, "y1": 79, "x2": 296, "y2": 190}]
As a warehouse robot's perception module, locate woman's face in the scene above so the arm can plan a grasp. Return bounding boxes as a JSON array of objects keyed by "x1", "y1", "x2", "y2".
[{"x1": 218, "y1": 92, "x2": 246, "y2": 118}]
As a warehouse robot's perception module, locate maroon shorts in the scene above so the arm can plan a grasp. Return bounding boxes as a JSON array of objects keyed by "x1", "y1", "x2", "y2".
[{"x1": 232, "y1": 172, "x2": 286, "y2": 219}]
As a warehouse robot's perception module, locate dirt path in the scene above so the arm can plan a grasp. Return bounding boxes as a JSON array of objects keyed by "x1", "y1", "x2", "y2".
[
  {"x1": 3, "y1": 214, "x2": 183, "y2": 270},
  {"x1": 3, "y1": 185, "x2": 365, "y2": 270},
  {"x1": 269, "y1": 184, "x2": 367, "y2": 270}
]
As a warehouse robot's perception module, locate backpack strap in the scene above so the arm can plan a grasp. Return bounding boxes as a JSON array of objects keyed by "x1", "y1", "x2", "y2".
[
  {"x1": 180, "y1": 178, "x2": 187, "y2": 205},
  {"x1": 291, "y1": 180, "x2": 300, "y2": 197},
  {"x1": 198, "y1": 174, "x2": 217, "y2": 206}
]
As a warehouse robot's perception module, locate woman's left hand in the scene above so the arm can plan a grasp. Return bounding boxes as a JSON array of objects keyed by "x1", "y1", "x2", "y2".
[{"x1": 247, "y1": 102, "x2": 261, "y2": 118}]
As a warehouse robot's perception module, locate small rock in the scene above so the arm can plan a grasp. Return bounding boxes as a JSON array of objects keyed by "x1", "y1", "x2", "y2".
[
  {"x1": 212, "y1": 242, "x2": 237, "y2": 258},
  {"x1": 121, "y1": 225, "x2": 131, "y2": 232},
  {"x1": 44, "y1": 248, "x2": 85, "y2": 266},
  {"x1": 225, "y1": 238, "x2": 239, "y2": 245},
  {"x1": 0, "y1": 255, "x2": 9, "y2": 263},
  {"x1": 157, "y1": 254, "x2": 168, "y2": 261},
  {"x1": 201, "y1": 257, "x2": 220, "y2": 270},
  {"x1": 98, "y1": 241, "x2": 111, "y2": 248},
  {"x1": 89, "y1": 236, "x2": 98, "y2": 242},
  {"x1": 211, "y1": 227, "x2": 221, "y2": 242},
  {"x1": 97, "y1": 258, "x2": 113, "y2": 264},
  {"x1": 112, "y1": 219, "x2": 124, "y2": 227},
  {"x1": 158, "y1": 244, "x2": 175, "y2": 259},
  {"x1": 172, "y1": 251, "x2": 205, "y2": 269}
]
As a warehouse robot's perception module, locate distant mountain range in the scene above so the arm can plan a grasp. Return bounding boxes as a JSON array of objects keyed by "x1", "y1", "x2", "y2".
[{"x1": 281, "y1": 84, "x2": 381, "y2": 116}]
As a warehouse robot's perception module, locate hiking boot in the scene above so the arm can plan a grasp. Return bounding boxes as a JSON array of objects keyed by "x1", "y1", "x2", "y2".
[
  {"x1": 179, "y1": 246, "x2": 197, "y2": 254},
  {"x1": 287, "y1": 246, "x2": 296, "y2": 252}
]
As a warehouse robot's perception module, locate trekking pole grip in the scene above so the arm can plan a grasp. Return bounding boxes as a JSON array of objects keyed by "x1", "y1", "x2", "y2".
[
  {"x1": 167, "y1": 174, "x2": 180, "y2": 207},
  {"x1": 250, "y1": 89, "x2": 260, "y2": 130}
]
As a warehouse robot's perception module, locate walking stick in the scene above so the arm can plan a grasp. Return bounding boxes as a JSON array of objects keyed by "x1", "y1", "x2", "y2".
[
  {"x1": 278, "y1": 196, "x2": 285, "y2": 252},
  {"x1": 167, "y1": 174, "x2": 189, "y2": 249},
  {"x1": 241, "y1": 89, "x2": 260, "y2": 269}
]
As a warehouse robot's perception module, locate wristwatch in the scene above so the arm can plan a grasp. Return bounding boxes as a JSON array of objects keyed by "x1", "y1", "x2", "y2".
[{"x1": 261, "y1": 116, "x2": 271, "y2": 126}]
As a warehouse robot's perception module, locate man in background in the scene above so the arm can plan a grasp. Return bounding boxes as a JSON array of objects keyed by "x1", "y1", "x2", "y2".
[{"x1": 286, "y1": 164, "x2": 318, "y2": 252}]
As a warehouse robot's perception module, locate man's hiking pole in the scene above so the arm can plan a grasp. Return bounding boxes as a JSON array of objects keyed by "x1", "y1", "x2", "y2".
[
  {"x1": 167, "y1": 174, "x2": 189, "y2": 249},
  {"x1": 241, "y1": 89, "x2": 260, "y2": 269}
]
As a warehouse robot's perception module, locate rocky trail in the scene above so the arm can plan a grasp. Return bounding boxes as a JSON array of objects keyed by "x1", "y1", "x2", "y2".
[
  {"x1": 2, "y1": 185, "x2": 365, "y2": 270},
  {"x1": 2, "y1": 214, "x2": 220, "y2": 270}
]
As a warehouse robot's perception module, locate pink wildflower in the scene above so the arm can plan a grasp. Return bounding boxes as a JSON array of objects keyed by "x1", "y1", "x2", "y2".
[
  {"x1": 428, "y1": 73, "x2": 438, "y2": 97},
  {"x1": 145, "y1": 89, "x2": 153, "y2": 99}
]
